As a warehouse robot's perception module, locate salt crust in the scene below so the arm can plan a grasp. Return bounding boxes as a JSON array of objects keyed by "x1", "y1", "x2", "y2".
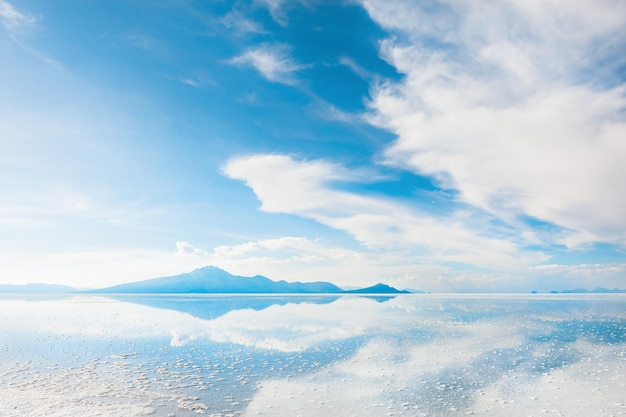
[{"x1": 0, "y1": 358, "x2": 210, "y2": 417}]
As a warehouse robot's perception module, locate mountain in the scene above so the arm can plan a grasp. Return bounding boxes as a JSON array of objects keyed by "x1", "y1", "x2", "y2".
[
  {"x1": 559, "y1": 287, "x2": 626, "y2": 294},
  {"x1": 92, "y1": 266, "x2": 345, "y2": 294},
  {"x1": 0, "y1": 283, "x2": 77, "y2": 293},
  {"x1": 343, "y1": 283, "x2": 411, "y2": 294},
  {"x1": 531, "y1": 288, "x2": 626, "y2": 294},
  {"x1": 92, "y1": 266, "x2": 411, "y2": 294},
  {"x1": 401, "y1": 287, "x2": 426, "y2": 294},
  {"x1": 2, "y1": 267, "x2": 413, "y2": 295}
]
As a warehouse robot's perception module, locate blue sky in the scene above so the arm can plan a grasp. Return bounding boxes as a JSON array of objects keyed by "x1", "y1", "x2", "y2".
[{"x1": 1, "y1": 0, "x2": 625, "y2": 292}]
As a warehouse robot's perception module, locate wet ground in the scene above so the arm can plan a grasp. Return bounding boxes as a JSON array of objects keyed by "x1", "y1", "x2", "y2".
[{"x1": 1, "y1": 294, "x2": 625, "y2": 416}]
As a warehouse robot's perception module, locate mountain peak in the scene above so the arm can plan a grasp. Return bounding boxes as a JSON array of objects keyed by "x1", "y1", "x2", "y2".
[
  {"x1": 93, "y1": 266, "x2": 343, "y2": 294},
  {"x1": 343, "y1": 283, "x2": 409, "y2": 294},
  {"x1": 86, "y1": 266, "x2": 415, "y2": 295}
]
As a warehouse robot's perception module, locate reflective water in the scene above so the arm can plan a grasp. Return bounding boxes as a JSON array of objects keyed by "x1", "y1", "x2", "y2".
[{"x1": 1, "y1": 294, "x2": 625, "y2": 416}]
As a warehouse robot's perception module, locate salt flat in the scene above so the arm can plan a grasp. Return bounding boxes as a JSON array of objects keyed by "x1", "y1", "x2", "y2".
[{"x1": 1, "y1": 294, "x2": 624, "y2": 416}]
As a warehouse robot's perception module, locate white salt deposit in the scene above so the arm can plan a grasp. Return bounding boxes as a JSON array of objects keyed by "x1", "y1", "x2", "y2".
[{"x1": 0, "y1": 360, "x2": 177, "y2": 417}]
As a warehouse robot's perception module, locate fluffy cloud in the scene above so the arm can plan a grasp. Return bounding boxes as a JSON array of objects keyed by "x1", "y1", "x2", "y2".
[
  {"x1": 223, "y1": 154, "x2": 546, "y2": 272},
  {"x1": 360, "y1": 0, "x2": 626, "y2": 248},
  {"x1": 229, "y1": 43, "x2": 308, "y2": 85},
  {"x1": 213, "y1": 236, "x2": 324, "y2": 259},
  {"x1": 208, "y1": 236, "x2": 421, "y2": 289},
  {"x1": 221, "y1": 1, "x2": 626, "y2": 290},
  {"x1": 222, "y1": 153, "x2": 626, "y2": 290},
  {"x1": 529, "y1": 263, "x2": 626, "y2": 274},
  {"x1": 527, "y1": 262, "x2": 626, "y2": 290},
  {"x1": 175, "y1": 241, "x2": 208, "y2": 256}
]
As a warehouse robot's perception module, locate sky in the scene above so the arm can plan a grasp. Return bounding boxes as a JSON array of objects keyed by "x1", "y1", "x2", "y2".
[{"x1": 1, "y1": 0, "x2": 625, "y2": 292}]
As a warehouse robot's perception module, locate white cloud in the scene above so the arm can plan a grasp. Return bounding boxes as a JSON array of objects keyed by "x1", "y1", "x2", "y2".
[
  {"x1": 528, "y1": 263, "x2": 626, "y2": 274},
  {"x1": 254, "y1": 0, "x2": 318, "y2": 26},
  {"x1": 206, "y1": 236, "x2": 444, "y2": 289},
  {"x1": 223, "y1": 154, "x2": 546, "y2": 275},
  {"x1": 359, "y1": 0, "x2": 626, "y2": 248},
  {"x1": 213, "y1": 236, "x2": 318, "y2": 258},
  {"x1": 175, "y1": 241, "x2": 208, "y2": 256},
  {"x1": 220, "y1": 10, "x2": 266, "y2": 35},
  {"x1": 180, "y1": 74, "x2": 213, "y2": 88},
  {"x1": 0, "y1": 0, "x2": 36, "y2": 33},
  {"x1": 0, "y1": 1, "x2": 61, "y2": 68},
  {"x1": 254, "y1": 0, "x2": 290, "y2": 26},
  {"x1": 339, "y1": 56, "x2": 372, "y2": 80},
  {"x1": 526, "y1": 262, "x2": 626, "y2": 290},
  {"x1": 309, "y1": 99, "x2": 362, "y2": 124},
  {"x1": 229, "y1": 43, "x2": 308, "y2": 85}
]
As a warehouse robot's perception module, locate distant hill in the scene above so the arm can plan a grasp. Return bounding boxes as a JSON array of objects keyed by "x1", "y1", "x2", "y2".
[
  {"x1": 559, "y1": 287, "x2": 626, "y2": 294},
  {"x1": 92, "y1": 266, "x2": 345, "y2": 294},
  {"x1": 531, "y1": 288, "x2": 626, "y2": 294},
  {"x1": 3, "y1": 267, "x2": 414, "y2": 295},
  {"x1": 92, "y1": 266, "x2": 412, "y2": 294},
  {"x1": 400, "y1": 288, "x2": 426, "y2": 294},
  {"x1": 343, "y1": 283, "x2": 411, "y2": 294},
  {"x1": 0, "y1": 283, "x2": 77, "y2": 293}
]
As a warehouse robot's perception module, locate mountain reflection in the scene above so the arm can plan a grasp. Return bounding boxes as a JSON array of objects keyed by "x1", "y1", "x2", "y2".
[{"x1": 112, "y1": 294, "x2": 341, "y2": 321}]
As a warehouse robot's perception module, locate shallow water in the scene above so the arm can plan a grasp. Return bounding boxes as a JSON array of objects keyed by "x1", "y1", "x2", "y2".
[{"x1": 1, "y1": 294, "x2": 625, "y2": 416}]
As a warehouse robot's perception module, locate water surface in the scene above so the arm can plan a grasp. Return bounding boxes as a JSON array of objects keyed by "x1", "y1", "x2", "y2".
[{"x1": 1, "y1": 294, "x2": 624, "y2": 416}]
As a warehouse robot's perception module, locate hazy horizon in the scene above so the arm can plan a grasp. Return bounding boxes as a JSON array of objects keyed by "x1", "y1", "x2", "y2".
[{"x1": 2, "y1": 265, "x2": 625, "y2": 294}]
